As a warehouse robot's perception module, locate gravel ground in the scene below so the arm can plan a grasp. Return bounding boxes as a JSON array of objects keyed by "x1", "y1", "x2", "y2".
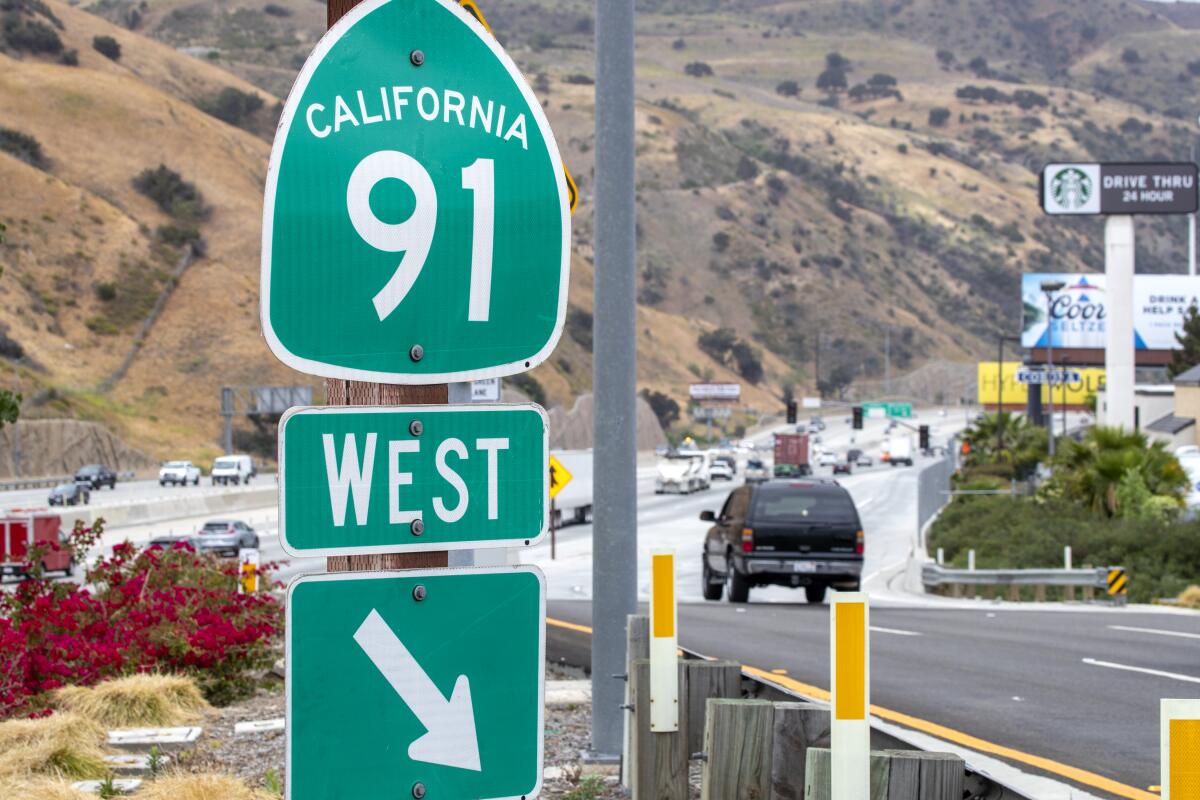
[{"x1": 168, "y1": 664, "x2": 696, "y2": 799}]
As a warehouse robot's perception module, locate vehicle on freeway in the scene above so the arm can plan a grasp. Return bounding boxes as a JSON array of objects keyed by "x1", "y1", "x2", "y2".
[
  {"x1": 884, "y1": 434, "x2": 915, "y2": 467},
  {"x1": 74, "y1": 464, "x2": 117, "y2": 491},
  {"x1": 709, "y1": 459, "x2": 734, "y2": 482},
  {"x1": 700, "y1": 479, "x2": 863, "y2": 604},
  {"x1": 48, "y1": 482, "x2": 90, "y2": 506},
  {"x1": 211, "y1": 454, "x2": 256, "y2": 486},
  {"x1": 832, "y1": 458, "x2": 852, "y2": 475},
  {"x1": 854, "y1": 450, "x2": 874, "y2": 467},
  {"x1": 655, "y1": 452, "x2": 709, "y2": 494},
  {"x1": 147, "y1": 534, "x2": 204, "y2": 551},
  {"x1": 816, "y1": 450, "x2": 840, "y2": 468},
  {"x1": 197, "y1": 520, "x2": 259, "y2": 557},
  {"x1": 774, "y1": 433, "x2": 811, "y2": 477},
  {"x1": 1, "y1": 512, "x2": 71, "y2": 579},
  {"x1": 714, "y1": 454, "x2": 737, "y2": 476},
  {"x1": 159, "y1": 460, "x2": 201, "y2": 486},
  {"x1": 744, "y1": 458, "x2": 770, "y2": 484},
  {"x1": 809, "y1": 416, "x2": 825, "y2": 432}
]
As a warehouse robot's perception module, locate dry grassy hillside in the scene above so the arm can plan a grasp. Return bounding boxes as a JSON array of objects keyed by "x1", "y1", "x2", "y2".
[{"x1": 2, "y1": 0, "x2": 1199, "y2": 459}]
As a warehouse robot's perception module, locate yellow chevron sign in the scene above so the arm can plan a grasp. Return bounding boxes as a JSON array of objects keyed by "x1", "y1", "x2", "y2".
[{"x1": 1107, "y1": 568, "x2": 1128, "y2": 597}]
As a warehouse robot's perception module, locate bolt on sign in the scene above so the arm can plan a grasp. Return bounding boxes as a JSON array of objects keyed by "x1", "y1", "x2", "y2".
[
  {"x1": 287, "y1": 567, "x2": 545, "y2": 800},
  {"x1": 278, "y1": 405, "x2": 547, "y2": 556},
  {"x1": 1041, "y1": 163, "x2": 1199, "y2": 216},
  {"x1": 261, "y1": 0, "x2": 570, "y2": 383}
]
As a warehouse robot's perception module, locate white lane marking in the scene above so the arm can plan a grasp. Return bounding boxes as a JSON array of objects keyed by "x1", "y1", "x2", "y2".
[
  {"x1": 1107, "y1": 624, "x2": 1200, "y2": 641},
  {"x1": 862, "y1": 558, "x2": 907, "y2": 585},
  {"x1": 1081, "y1": 658, "x2": 1200, "y2": 684},
  {"x1": 870, "y1": 626, "x2": 922, "y2": 637}
]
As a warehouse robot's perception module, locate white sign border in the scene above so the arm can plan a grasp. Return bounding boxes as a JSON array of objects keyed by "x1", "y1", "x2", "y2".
[
  {"x1": 285, "y1": 566, "x2": 546, "y2": 800},
  {"x1": 260, "y1": 0, "x2": 571, "y2": 384},
  {"x1": 277, "y1": 403, "x2": 549, "y2": 557}
]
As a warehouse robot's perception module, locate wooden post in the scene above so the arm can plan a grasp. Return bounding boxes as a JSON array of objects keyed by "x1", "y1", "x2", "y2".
[
  {"x1": 770, "y1": 702, "x2": 830, "y2": 800},
  {"x1": 622, "y1": 615, "x2": 650, "y2": 789},
  {"x1": 550, "y1": 498, "x2": 557, "y2": 560},
  {"x1": 631, "y1": 658, "x2": 689, "y2": 800},
  {"x1": 803, "y1": 748, "x2": 964, "y2": 800},
  {"x1": 1034, "y1": 584, "x2": 1047, "y2": 603},
  {"x1": 1006, "y1": 584, "x2": 1019, "y2": 602},
  {"x1": 683, "y1": 660, "x2": 741, "y2": 758},
  {"x1": 701, "y1": 699, "x2": 774, "y2": 800},
  {"x1": 1083, "y1": 564, "x2": 1094, "y2": 602}
]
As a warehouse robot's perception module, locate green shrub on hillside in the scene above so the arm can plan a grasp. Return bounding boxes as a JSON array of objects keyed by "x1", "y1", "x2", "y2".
[
  {"x1": 565, "y1": 306, "x2": 592, "y2": 351},
  {"x1": 92, "y1": 34, "x2": 120, "y2": 61},
  {"x1": 132, "y1": 164, "x2": 209, "y2": 222},
  {"x1": 2, "y1": 13, "x2": 62, "y2": 54},
  {"x1": 0, "y1": 126, "x2": 47, "y2": 169},
  {"x1": 198, "y1": 87, "x2": 263, "y2": 128}
]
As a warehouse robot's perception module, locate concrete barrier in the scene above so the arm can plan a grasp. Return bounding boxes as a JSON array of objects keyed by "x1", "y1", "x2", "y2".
[{"x1": 55, "y1": 486, "x2": 277, "y2": 530}]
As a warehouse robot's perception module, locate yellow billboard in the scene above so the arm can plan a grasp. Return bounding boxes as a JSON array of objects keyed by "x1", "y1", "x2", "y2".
[{"x1": 977, "y1": 362, "x2": 1104, "y2": 407}]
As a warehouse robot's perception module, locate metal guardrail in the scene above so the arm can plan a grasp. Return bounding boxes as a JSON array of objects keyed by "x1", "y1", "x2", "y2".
[
  {"x1": 0, "y1": 471, "x2": 137, "y2": 491},
  {"x1": 922, "y1": 564, "x2": 1113, "y2": 589}
]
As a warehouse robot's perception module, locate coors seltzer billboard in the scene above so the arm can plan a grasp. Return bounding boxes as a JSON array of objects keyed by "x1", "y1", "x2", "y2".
[{"x1": 1021, "y1": 273, "x2": 1200, "y2": 351}]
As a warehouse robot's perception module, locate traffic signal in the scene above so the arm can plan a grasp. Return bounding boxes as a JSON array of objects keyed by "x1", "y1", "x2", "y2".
[
  {"x1": 852, "y1": 406, "x2": 863, "y2": 430},
  {"x1": 919, "y1": 424, "x2": 930, "y2": 451},
  {"x1": 786, "y1": 400, "x2": 798, "y2": 424}
]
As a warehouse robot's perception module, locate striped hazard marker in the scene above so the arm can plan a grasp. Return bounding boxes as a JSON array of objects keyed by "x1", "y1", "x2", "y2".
[{"x1": 1107, "y1": 568, "x2": 1128, "y2": 600}]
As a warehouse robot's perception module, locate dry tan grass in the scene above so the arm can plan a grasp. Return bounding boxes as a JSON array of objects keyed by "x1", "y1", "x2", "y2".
[
  {"x1": 1177, "y1": 585, "x2": 1200, "y2": 609},
  {"x1": 0, "y1": 713, "x2": 108, "y2": 780},
  {"x1": 137, "y1": 772, "x2": 279, "y2": 800},
  {"x1": 0, "y1": 776, "x2": 93, "y2": 800},
  {"x1": 55, "y1": 674, "x2": 211, "y2": 728}
]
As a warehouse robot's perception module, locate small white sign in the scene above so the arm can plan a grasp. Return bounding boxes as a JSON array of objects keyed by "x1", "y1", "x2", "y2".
[
  {"x1": 802, "y1": 397, "x2": 822, "y2": 409},
  {"x1": 235, "y1": 718, "x2": 286, "y2": 735},
  {"x1": 107, "y1": 726, "x2": 202, "y2": 750},
  {"x1": 471, "y1": 378, "x2": 501, "y2": 402},
  {"x1": 689, "y1": 382, "x2": 741, "y2": 401}
]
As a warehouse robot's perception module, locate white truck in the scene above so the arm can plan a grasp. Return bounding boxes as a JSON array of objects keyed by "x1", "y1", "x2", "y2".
[
  {"x1": 885, "y1": 434, "x2": 915, "y2": 467},
  {"x1": 550, "y1": 449, "x2": 593, "y2": 527},
  {"x1": 655, "y1": 451, "x2": 710, "y2": 494}
]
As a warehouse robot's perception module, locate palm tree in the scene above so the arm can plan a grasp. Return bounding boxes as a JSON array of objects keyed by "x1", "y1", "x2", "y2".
[{"x1": 1052, "y1": 427, "x2": 1188, "y2": 516}]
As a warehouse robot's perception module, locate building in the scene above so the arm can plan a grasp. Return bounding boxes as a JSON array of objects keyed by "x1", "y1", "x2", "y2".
[{"x1": 1144, "y1": 364, "x2": 1200, "y2": 449}]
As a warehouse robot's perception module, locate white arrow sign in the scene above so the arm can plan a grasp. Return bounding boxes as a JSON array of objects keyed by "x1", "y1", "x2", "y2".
[{"x1": 353, "y1": 608, "x2": 482, "y2": 772}]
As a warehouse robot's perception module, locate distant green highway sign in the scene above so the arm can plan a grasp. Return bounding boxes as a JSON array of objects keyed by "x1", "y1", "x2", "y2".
[
  {"x1": 261, "y1": 0, "x2": 570, "y2": 383},
  {"x1": 278, "y1": 405, "x2": 547, "y2": 556},
  {"x1": 287, "y1": 567, "x2": 545, "y2": 800},
  {"x1": 862, "y1": 402, "x2": 912, "y2": 419}
]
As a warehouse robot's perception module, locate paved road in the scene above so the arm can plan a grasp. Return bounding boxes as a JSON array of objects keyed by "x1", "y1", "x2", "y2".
[{"x1": 0, "y1": 475, "x2": 277, "y2": 512}]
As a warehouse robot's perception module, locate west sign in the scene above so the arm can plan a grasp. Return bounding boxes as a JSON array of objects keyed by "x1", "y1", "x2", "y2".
[
  {"x1": 1041, "y1": 162, "x2": 1198, "y2": 216},
  {"x1": 261, "y1": 0, "x2": 570, "y2": 383},
  {"x1": 278, "y1": 404, "x2": 548, "y2": 556}
]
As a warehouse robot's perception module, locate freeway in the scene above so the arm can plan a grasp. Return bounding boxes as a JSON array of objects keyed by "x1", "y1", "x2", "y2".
[{"x1": 0, "y1": 474, "x2": 277, "y2": 513}]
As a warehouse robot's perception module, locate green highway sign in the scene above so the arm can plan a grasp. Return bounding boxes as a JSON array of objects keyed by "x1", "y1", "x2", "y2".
[
  {"x1": 862, "y1": 401, "x2": 912, "y2": 419},
  {"x1": 262, "y1": 0, "x2": 570, "y2": 383},
  {"x1": 278, "y1": 404, "x2": 547, "y2": 556},
  {"x1": 287, "y1": 567, "x2": 545, "y2": 800}
]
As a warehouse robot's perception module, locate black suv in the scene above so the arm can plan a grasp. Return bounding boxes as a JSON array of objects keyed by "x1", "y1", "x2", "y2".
[
  {"x1": 700, "y1": 479, "x2": 864, "y2": 604},
  {"x1": 74, "y1": 464, "x2": 117, "y2": 491}
]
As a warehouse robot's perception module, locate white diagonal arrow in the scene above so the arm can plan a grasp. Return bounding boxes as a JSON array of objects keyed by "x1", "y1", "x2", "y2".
[{"x1": 353, "y1": 609, "x2": 482, "y2": 772}]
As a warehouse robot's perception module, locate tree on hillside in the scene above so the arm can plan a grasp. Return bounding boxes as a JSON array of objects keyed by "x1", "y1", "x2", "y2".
[
  {"x1": 93, "y1": 35, "x2": 121, "y2": 61},
  {"x1": 684, "y1": 61, "x2": 713, "y2": 78},
  {"x1": 775, "y1": 80, "x2": 800, "y2": 97},
  {"x1": 640, "y1": 389, "x2": 680, "y2": 430},
  {"x1": 928, "y1": 107, "x2": 951, "y2": 127},
  {"x1": 816, "y1": 67, "x2": 847, "y2": 94},
  {"x1": 825, "y1": 52, "x2": 850, "y2": 71},
  {"x1": 1168, "y1": 304, "x2": 1200, "y2": 379}
]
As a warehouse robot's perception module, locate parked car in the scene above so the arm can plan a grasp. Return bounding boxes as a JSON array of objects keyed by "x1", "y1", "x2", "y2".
[
  {"x1": 211, "y1": 454, "x2": 256, "y2": 486},
  {"x1": 709, "y1": 460, "x2": 734, "y2": 482},
  {"x1": 197, "y1": 519, "x2": 259, "y2": 557},
  {"x1": 74, "y1": 464, "x2": 117, "y2": 491},
  {"x1": 160, "y1": 461, "x2": 201, "y2": 486},
  {"x1": 744, "y1": 458, "x2": 770, "y2": 484},
  {"x1": 48, "y1": 482, "x2": 90, "y2": 506},
  {"x1": 700, "y1": 480, "x2": 864, "y2": 604}
]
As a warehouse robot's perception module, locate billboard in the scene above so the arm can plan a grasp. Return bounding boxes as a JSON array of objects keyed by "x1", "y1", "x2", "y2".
[
  {"x1": 978, "y1": 362, "x2": 1105, "y2": 407},
  {"x1": 1021, "y1": 273, "x2": 1200, "y2": 352},
  {"x1": 689, "y1": 383, "x2": 741, "y2": 402}
]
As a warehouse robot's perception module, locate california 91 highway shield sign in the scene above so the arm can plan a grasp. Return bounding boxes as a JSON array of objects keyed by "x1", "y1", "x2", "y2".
[{"x1": 261, "y1": 0, "x2": 570, "y2": 383}]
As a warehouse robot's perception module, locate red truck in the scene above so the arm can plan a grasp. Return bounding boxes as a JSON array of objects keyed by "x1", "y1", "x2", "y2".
[
  {"x1": 0, "y1": 511, "x2": 72, "y2": 580},
  {"x1": 773, "y1": 433, "x2": 812, "y2": 477}
]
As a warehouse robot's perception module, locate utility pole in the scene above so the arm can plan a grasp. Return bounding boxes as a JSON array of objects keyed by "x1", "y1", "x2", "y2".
[
  {"x1": 1191, "y1": 140, "x2": 1197, "y2": 276},
  {"x1": 884, "y1": 325, "x2": 891, "y2": 398},
  {"x1": 814, "y1": 330, "x2": 822, "y2": 398},
  {"x1": 591, "y1": 0, "x2": 637, "y2": 761},
  {"x1": 1041, "y1": 280, "x2": 1065, "y2": 458}
]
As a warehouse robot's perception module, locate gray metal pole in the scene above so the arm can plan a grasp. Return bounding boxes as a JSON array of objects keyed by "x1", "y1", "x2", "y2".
[
  {"x1": 591, "y1": 0, "x2": 637, "y2": 760},
  {"x1": 1045, "y1": 290, "x2": 1056, "y2": 458}
]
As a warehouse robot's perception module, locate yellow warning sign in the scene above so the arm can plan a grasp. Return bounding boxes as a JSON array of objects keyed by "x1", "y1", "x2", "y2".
[
  {"x1": 564, "y1": 164, "x2": 579, "y2": 214},
  {"x1": 549, "y1": 454, "x2": 573, "y2": 500},
  {"x1": 458, "y1": 0, "x2": 493, "y2": 33},
  {"x1": 1107, "y1": 568, "x2": 1127, "y2": 597}
]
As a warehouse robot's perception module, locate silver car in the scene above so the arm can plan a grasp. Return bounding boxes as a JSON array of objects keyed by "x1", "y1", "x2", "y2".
[{"x1": 197, "y1": 520, "x2": 259, "y2": 557}]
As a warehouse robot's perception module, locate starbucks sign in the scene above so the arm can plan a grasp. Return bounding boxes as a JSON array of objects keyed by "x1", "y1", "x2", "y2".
[{"x1": 1041, "y1": 162, "x2": 1197, "y2": 216}]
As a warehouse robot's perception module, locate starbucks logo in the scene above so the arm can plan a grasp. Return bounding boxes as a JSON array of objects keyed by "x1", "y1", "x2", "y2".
[{"x1": 1051, "y1": 167, "x2": 1093, "y2": 210}]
